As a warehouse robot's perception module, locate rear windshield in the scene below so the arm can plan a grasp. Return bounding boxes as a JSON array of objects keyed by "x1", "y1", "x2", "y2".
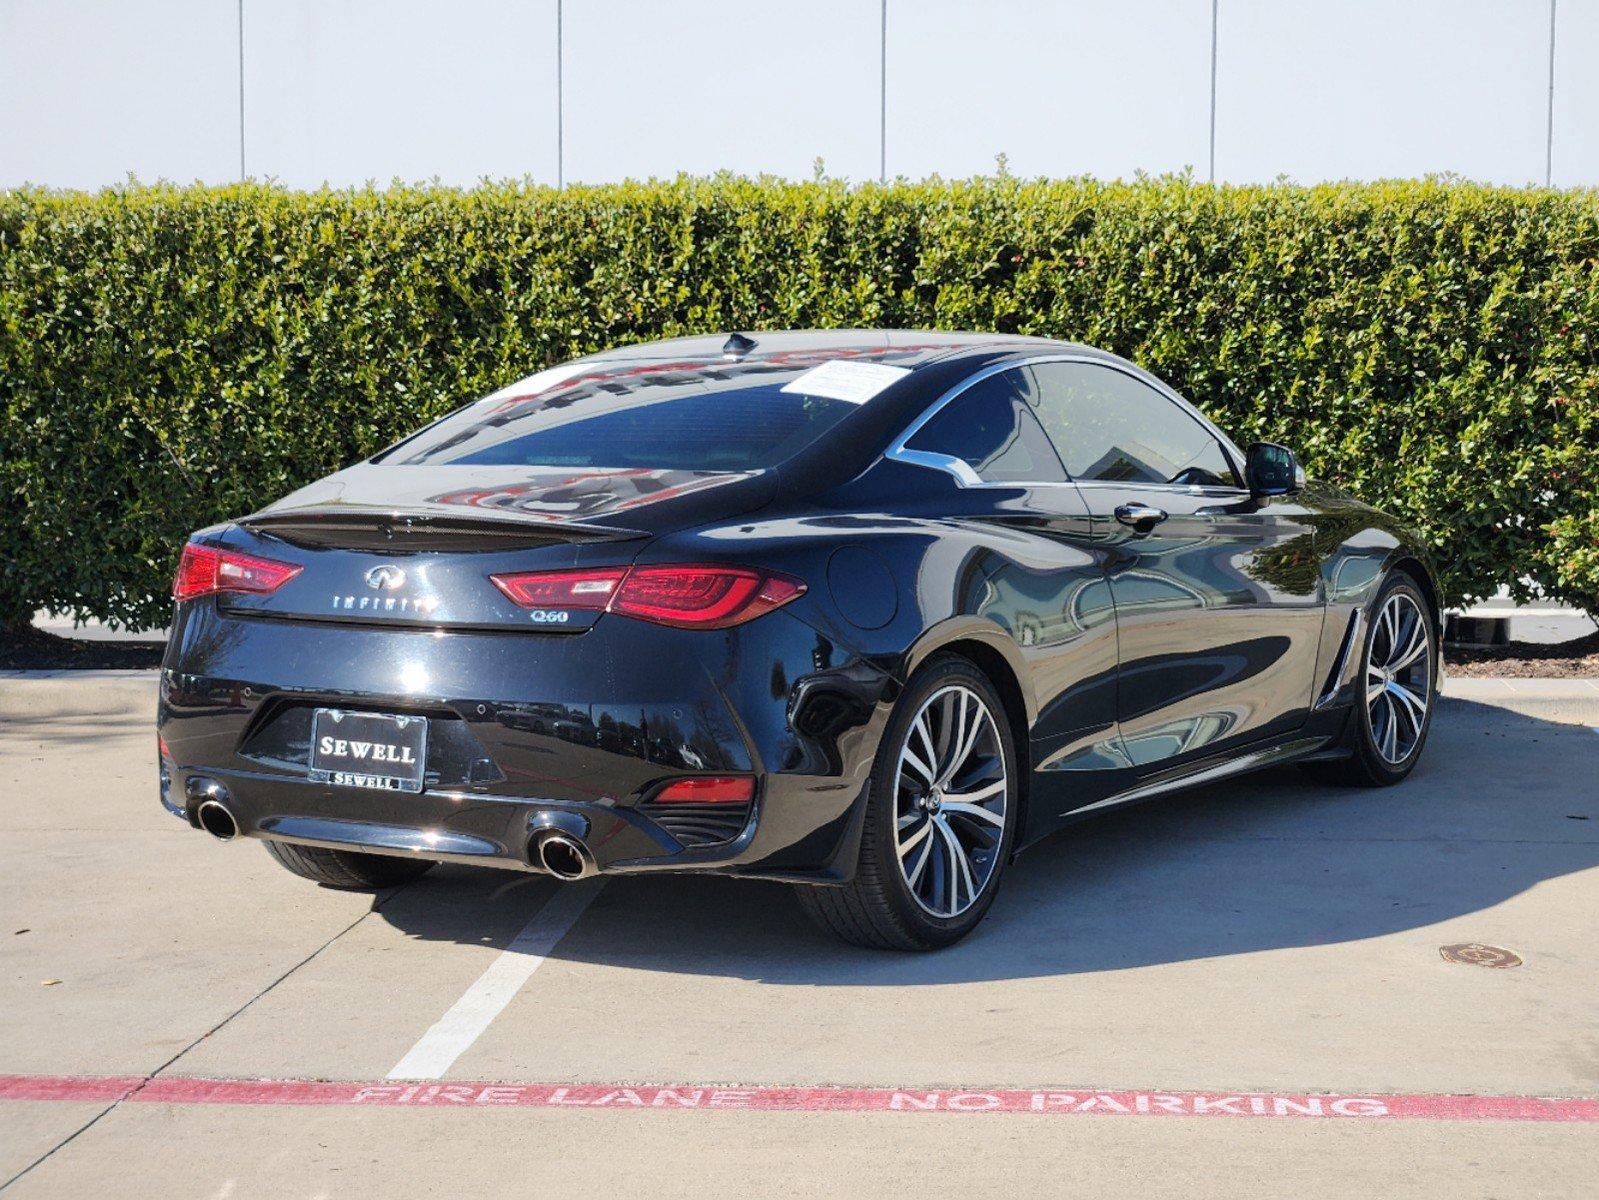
[{"x1": 386, "y1": 356, "x2": 905, "y2": 472}]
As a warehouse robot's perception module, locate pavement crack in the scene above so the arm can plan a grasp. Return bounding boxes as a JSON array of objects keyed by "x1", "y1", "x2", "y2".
[
  {"x1": 0, "y1": 882, "x2": 412, "y2": 1193},
  {"x1": 144, "y1": 879, "x2": 415, "y2": 1081},
  {"x1": 0, "y1": 1097, "x2": 124, "y2": 1194}
]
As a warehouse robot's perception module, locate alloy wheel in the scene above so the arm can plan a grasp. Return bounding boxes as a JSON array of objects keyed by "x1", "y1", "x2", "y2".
[
  {"x1": 1365, "y1": 591, "x2": 1432, "y2": 764},
  {"x1": 893, "y1": 684, "x2": 1008, "y2": 918}
]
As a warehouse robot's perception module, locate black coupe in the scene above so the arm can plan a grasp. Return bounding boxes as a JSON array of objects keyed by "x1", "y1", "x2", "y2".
[{"x1": 158, "y1": 331, "x2": 1441, "y2": 948}]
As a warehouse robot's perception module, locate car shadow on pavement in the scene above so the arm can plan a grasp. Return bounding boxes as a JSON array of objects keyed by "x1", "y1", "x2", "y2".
[{"x1": 376, "y1": 698, "x2": 1599, "y2": 985}]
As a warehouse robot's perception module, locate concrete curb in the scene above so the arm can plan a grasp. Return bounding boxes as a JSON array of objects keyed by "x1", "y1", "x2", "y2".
[
  {"x1": 0, "y1": 668, "x2": 161, "y2": 680},
  {"x1": 1441, "y1": 677, "x2": 1599, "y2": 698}
]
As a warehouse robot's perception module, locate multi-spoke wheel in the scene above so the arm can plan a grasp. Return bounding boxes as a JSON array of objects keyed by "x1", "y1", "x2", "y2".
[
  {"x1": 794, "y1": 655, "x2": 1018, "y2": 950},
  {"x1": 893, "y1": 685, "x2": 1008, "y2": 918},
  {"x1": 1364, "y1": 589, "x2": 1432, "y2": 764},
  {"x1": 1305, "y1": 571, "x2": 1437, "y2": 787}
]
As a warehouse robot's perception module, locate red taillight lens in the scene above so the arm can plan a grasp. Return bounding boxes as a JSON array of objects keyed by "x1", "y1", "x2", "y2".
[
  {"x1": 651, "y1": 776, "x2": 756, "y2": 805},
  {"x1": 489, "y1": 566, "x2": 628, "y2": 610},
  {"x1": 612, "y1": 565, "x2": 803, "y2": 628},
  {"x1": 489, "y1": 564, "x2": 805, "y2": 630},
  {"x1": 172, "y1": 542, "x2": 303, "y2": 602}
]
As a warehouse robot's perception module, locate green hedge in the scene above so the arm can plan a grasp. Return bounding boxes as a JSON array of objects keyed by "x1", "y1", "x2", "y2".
[{"x1": 2, "y1": 177, "x2": 1596, "y2": 630}]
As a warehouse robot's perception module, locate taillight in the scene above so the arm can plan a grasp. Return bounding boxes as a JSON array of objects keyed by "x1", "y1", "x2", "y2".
[
  {"x1": 490, "y1": 564, "x2": 805, "y2": 630},
  {"x1": 172, "y1": 542, "x2": 303, "y2": 602},
  {"x1": 490, "y1": 566, "x2": 628, "y2": 610},
  {"x1": 651, "y1": 777, "x2": 756, "y2": 804},
  {"x1": 611, "y1": 565, "x2": 804, "y2": 628}
]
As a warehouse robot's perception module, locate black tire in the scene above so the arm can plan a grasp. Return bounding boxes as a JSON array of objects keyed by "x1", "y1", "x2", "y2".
[
  {"x1": 1303, "y1": 570, "x2": 1438, "y2": 788},
  {"x1": 263, "y1": 840, "x2": 435, "y2": 889},
  {"x1": 795, "y1": 654, "x2": 1019, "y2": 950}
]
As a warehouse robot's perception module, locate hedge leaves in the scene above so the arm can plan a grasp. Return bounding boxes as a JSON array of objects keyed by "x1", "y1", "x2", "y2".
[{"x1": 1, "y1": 177, "x2": 1595, "y2": 629}]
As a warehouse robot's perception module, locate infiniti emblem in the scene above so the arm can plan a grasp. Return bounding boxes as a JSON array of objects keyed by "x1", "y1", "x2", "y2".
[{"x1": 366, "y1": 565, "x2": 406, "y2": 591}]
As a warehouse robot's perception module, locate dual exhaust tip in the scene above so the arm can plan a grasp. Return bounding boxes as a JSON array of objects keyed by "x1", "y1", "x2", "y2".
[{"x1": 192, "y1": 784, "x2": 593, "y2": 880}]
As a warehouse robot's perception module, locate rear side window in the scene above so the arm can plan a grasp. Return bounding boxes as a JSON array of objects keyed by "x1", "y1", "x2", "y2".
[
  {"x1": 390, "y1": 359, "x2": 886, "y2": 472},
  {"x1": 1030, "y1": 362, "x2": 1239, "y2": 487},
  {"x1": 904, "y1": 368, "x2": 1067, "y2": 484}
]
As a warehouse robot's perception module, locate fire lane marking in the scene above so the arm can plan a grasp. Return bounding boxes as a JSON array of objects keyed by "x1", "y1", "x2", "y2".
[
  {"x1": 386, "y1": 879, "x2": 604, "y2": 1081},
  {"x1": 1, "y1": 1076, "x2": 1596, "y2": 1123}
]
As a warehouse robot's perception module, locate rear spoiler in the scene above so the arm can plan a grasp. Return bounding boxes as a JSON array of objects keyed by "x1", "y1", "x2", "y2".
[{"x1": 241, "y1": 506, "x2": 645, "y2": 551}]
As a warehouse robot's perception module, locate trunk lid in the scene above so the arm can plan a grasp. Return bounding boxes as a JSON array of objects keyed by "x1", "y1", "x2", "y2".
[{"x1": 210, "y1": 463, "x2": 776, "y2": 632}]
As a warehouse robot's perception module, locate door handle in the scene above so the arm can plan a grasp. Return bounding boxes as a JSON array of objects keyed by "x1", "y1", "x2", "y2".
[{"x1": 1114, "y1": 503, "x2": 1168, "y2": 532}]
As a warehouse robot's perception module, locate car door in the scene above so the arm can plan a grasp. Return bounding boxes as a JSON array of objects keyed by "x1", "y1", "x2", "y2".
[
  {"x1": 894, "y1": 364, "x2": 1127, "y2": 811},
  {"x1": 1028, "y1": 359, "x2": 1325, "y2": 771}
]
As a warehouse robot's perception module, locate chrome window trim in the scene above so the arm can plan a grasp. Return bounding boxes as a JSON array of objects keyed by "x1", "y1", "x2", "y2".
[
  {"x1": 1071, "y1": 478, "x2": 1251, "y2": 500},
  {"x1": 885, "y1": 357, "x2": 1071, "y2": 489},
  {"x1": 890, "y1": 446, "x2": 986, "y2": 488},
  {"x1": 885, "y1": 353, "x2": 1246, "y2": 491}
]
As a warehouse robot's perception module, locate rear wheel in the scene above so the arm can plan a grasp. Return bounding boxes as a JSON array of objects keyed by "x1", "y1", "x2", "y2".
[
  {"x1": 1305, "y1": 571, "x2": 1437, "y2": 787},
  {"x1": 263, "y1": 840, "x2": 435, "y2": 889},
  {"x1": 795, "y1": 655, "x2": 1018, "y2": 950}
]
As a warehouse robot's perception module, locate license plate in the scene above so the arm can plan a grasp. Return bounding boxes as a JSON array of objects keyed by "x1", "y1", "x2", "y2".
[{"x1": 309, "y1": 709, "x2": 427, "y2": 793}]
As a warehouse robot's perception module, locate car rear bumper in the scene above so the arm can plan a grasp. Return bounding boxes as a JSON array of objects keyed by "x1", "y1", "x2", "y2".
[
  {"x1": 162, "y1": 761, "x2": 791, "y2": 876},
  {"x1": 157, "y1": 602, "x2": 894, "y2": 882}
]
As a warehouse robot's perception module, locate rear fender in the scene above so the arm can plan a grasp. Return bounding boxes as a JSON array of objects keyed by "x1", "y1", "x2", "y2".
[{"x1": 901, "y1": 615, "x2": 1038, "y2": 727}]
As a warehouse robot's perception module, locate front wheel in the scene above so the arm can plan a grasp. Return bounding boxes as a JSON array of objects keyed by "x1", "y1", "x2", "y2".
[
  {"x1": 795, "y1": 654, "x2": 1018, "y2": 950},
  {"x1": 1305, "y1": 571, "x2": 1437, "y2": 787}
]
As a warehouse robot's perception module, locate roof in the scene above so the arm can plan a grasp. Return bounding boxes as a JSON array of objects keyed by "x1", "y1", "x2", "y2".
[{"x1": 580, "y1": 328, "x2": 1081, "y2": 370}]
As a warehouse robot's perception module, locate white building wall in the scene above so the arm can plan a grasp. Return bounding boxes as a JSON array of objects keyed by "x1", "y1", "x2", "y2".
[
  {"x1": 1550, "y1": 0, "x2": 1599, "y2": 186},
  {"x1": 1217, "y1": 0, "x2": 1550, "y2": 186},
  {"x1": 0, "y1": 0, "x2": 1582, "y2": 190},
  {"x1": 886, "y1": 0, "x2": 1213, "y2": 181}
]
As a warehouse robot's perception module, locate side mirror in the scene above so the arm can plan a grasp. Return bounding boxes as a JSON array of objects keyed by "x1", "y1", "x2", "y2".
[{"x1": 1245, "y1": 441, "x2": 1303, "y2": 497}]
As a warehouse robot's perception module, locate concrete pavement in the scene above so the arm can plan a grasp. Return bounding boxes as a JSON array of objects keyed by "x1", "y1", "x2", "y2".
[{"x1": 2, "y1": 673, "x2": 1596, "y2": 1197}]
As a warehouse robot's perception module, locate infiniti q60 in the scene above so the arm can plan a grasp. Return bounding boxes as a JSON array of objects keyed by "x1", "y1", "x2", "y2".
[{"x1": 158, "y1": 331, "x2": 1441, "y2": 948}]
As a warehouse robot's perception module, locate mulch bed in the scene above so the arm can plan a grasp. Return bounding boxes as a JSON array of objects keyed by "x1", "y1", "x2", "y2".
[
  {"x1": 0, "y1": 624, "x2": 167, "y2": 670},
  {"x1": 1443, "y1": 630, "x2": 1599, "y2": 678}
]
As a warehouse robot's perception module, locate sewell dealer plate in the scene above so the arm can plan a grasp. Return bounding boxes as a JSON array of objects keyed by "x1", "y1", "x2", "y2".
[{"x1": 309, "y1": 709, "x2": 427, "y2": 793}]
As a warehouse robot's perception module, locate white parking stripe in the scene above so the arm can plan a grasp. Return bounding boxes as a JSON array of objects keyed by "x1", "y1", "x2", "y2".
[{"x1": 388, "y1": 879, "x2": 604, "y2": 1080}]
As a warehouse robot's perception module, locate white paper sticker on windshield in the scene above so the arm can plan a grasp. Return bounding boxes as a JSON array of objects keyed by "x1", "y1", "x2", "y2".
[
  {"x1": 780, "y1": 361, "x2": 911, "y2": 404},
  {"x1": 481, "y1": 362, "x2": 592, "y2": 404}
]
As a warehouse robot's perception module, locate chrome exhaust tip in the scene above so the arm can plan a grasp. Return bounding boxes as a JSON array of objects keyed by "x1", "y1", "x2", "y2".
[
  {"x1": 195, "y1": 798, "x2": 240, "y2": 842},
  {"x1": 535, "y1": 832, "x2": 595, "y2": 881}
]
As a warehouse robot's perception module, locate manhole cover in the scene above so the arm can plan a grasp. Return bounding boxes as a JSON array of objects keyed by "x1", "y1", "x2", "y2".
[{"x1": 1439, "y1": 943, "x2": 1523, "y2": 969}]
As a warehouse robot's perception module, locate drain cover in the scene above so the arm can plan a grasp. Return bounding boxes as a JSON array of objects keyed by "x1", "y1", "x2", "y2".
[{"x1": 1439, "y1": 943, "x2": 1523, "y2": 969}]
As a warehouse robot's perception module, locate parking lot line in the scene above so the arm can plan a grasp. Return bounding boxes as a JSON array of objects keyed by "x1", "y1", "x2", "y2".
[
  {"x1": 385, "y1": 880, "x2": 604, "y2": 1080},
  {"x1": 3, "y1": 1075, "x2": 1597, "y2": 1123}
]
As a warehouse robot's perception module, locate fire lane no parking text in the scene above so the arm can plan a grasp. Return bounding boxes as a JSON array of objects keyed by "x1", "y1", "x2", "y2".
[{"x1": 2, "y1": 1076, "x2": 1596, "y2": 1123}]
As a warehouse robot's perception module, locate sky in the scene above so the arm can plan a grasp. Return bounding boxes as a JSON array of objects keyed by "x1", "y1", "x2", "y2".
[{"x1": 1, "y1": 0, "x2": 1593, "y2": 190}]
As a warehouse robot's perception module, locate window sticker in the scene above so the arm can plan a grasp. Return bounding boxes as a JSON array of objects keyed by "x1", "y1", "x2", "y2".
[
  {"x1": 780, "y1": 361, "x2": 912, "y2": 404},
  {"x1": 482, "y1": 362, "x2": 593, "y2": 404}
]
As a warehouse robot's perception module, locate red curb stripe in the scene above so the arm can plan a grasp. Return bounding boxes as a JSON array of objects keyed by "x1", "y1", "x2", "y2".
[
  {"x1": 0, "y1": 1075, "x2": 145, "y2": 1104},
  {"x1": 3, "y1": 1076, "x2": 1597, "y2": 1123}
]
